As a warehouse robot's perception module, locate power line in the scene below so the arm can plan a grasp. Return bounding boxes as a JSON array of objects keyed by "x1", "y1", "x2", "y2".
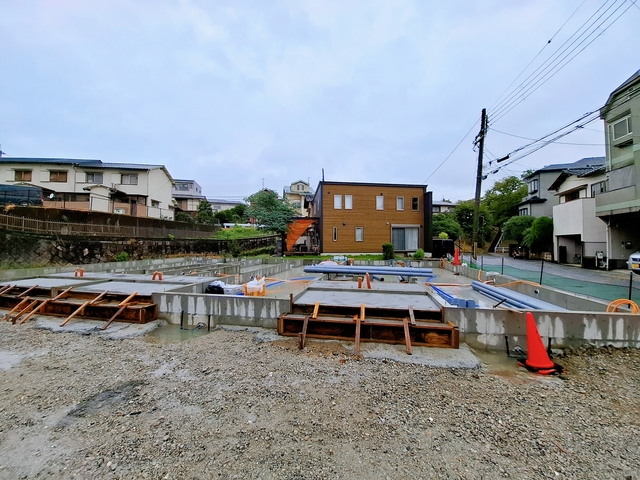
[
  {"x1": 489, "y1": 127, "x2": 605, "y2": 145},
  {"x1": 491, "y1": 0, "x2": 633, "y2": 124},
  {"x1": 423, "y1": 117, "x2": 480, "y2": 183}
]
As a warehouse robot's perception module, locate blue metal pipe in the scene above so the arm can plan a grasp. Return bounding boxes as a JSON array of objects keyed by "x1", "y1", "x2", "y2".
[
  {"x1": 303, "y1": 265, "x2": 433, "y2": 276},
  {"x1": 471, "y1": 281, "x2": 566, "y2": 311}
]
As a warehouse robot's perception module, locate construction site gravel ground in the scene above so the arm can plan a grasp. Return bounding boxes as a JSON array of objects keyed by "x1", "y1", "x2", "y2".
[{"x1": 0, "y1": 321, "x2": 639, "y2": 480}]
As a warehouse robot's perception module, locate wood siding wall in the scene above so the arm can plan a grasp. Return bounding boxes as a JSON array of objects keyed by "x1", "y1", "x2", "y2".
[{"x1": 318, "y1": 184, "x2": 426, "y2": 253}]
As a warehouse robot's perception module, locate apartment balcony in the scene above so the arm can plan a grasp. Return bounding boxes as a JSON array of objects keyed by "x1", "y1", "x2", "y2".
[{"x1": 595, "y1": 186, "x2": 640, "y2": 217}]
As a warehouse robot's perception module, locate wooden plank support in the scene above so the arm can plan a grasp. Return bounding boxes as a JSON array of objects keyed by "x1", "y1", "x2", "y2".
[
  {"x1": 360, "y1": 304, "x2": 366, "y2": 323},
  {"x1": 14, "y1": 300, "x2": 39, "y2": 324},
  {"x1": 101, "y1": 291, "x2": 138, "y2": 330},
  {"x1": 3, "y1": 297, "x2": 29, "y2": 322},
  {"x1": 17, "y1": 285, "x2": 38, "y2": 298},
  {"x1": 408, "y1": 305, "x2": 416, "y2": 325},
  {"x1": 354, "y1": 315, "x2": 362, "y2": 356},
  {"x1": 19, "y1": 286, "x2": 74, "y2": 325},
  {"x1": 60, "y1": 300, "x2": 92, "y2": 327},
  {"x1": 403, "y1": 317, "x2": 413, "y2": 355},
  {"x1": 312, "y1": 301, "x2": 320, "y2": 319},
  {"x1": 298, "y1": 315, "x2": 310, "y2": 350},
  {"x1": 0, "y1": 284, "x2": 15, "y2": 295}
]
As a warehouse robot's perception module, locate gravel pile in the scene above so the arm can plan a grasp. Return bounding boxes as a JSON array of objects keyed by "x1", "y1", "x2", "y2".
[{"x1": 0, "y1": 321, "x2": 638, "y2": 479}]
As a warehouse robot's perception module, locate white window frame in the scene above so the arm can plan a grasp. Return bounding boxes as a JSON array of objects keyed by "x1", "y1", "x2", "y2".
[
  {"x1": 611, "y1": 115, "x2": 632, "y2": 141},
  {"x1": 396, "y1": 196, "x2": 404, "y2": 211},
  {"x1": 519, "y1": 207, "x2": 529, "y2": 216},
  {"x1": 345, "y1": 195, "x2": 353, "y2": 210},
  {"x1": 376, "y1": 195, "x2": 384, "y2": 210},
  {"x1": 334, "y1": 194, "x2": 342, "y2": 209},
  {"x1": 86, "y1": 172, "x2": 103, "y2": 184},
  {"x1": 528, "y1": 179, "x2": 538, "y2": 194},
  {"x1": 355, "y1": 227, "x2": 363, "y2": 242},
  {"x1": 121, "y1": 174, "x2": 138, "y2": 185},
  {"x1": 332, "y1": 226, "x2": 338, "y2": 242}
]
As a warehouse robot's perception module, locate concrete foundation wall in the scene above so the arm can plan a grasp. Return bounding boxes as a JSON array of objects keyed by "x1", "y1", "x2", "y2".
[
  {"x1": 154, "y1": 292, "x2": 290, "y2": 329},
  {"x1": 446, "y1": 307, "x2": 640, "y2": 350}
]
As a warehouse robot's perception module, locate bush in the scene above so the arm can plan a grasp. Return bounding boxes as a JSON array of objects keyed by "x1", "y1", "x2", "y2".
[
  {"x1": 438, "y1": 232, "x2": 449, "y2": 239},
  {"x1": 229, "y1": 240, "x2": 243, "y2": 258},
  {"x1": 413, "y1": 248, "x2": 425, "y2": 260},
  {"x1": 115, "y1": 251, "x2": 129, "y2": 262},
  {"x1": 382, "y1": 243, "x2": 394, "y2": 260}
]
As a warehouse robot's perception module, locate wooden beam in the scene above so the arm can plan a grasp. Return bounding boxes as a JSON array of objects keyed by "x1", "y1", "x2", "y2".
[
  {"x1": 0, "y1": 284, "x2": 14, "y2": 296},
  {"x1": 17, "y1": 285, "x2": 38, "y2": 298},
  {"x1": 312, "y1": 301, "x2": 320, "y2": 319},
  {"x1": 298, "y1": 315, "x2": 310, "y2": 350},
  {"x1": 408, "y1": 305, "x2": 416, "y2": 325},
  {"x1": 59, "y1": 300, "x2": 92, "y2": 327},
  {"x1": 14, "y1": 300, "x2": 39, "y2": 324},
  {"x1": 403, "y1": 317, "x2": 413, "y2": 355},
  {"x1": 360, "y1": 304, "x2": 365, "y2": 323},
  {"x1": 101, "y1": 292, "x2": 138, "y2": 330},
  {"x1": 354, "y1": 315, "x2": 362, "y2": 356},
  {"x1": 3, "y1": 297, "x2": 29, "y2": 322}
]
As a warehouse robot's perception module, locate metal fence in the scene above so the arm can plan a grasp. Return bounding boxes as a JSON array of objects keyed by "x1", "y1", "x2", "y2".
[
  {"x1": 466, "y1": 254, "x2": 640, "y2": 303},
  {"x1": 1, "y1": 213, "x2": 218, "y2": 240}
]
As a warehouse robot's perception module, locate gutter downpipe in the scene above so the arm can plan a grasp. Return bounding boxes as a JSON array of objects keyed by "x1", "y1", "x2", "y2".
[{"x1": 606, "y1": 218, "x2": 611, "y2": 271}]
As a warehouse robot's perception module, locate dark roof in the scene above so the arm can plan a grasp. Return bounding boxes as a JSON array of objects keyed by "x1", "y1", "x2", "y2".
[
  {"x1": 548, "y1": 164, "x2": 606, "y2": 191},
  {"x1": 601, "y1": 69, "x2": 640, "y2": 115},
  {"x1": 517, "y1": 196, "x2": 547, "y2": 207},
  {"x1": 524, "y1": 157, "x2": 605, "y2": 179},
  {"x1": 0, "y1": 157, "x2": 102, "y2": 166}
]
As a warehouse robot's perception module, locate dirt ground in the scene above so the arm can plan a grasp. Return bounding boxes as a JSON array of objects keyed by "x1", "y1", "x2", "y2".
[{"x1": 0, "y1": 321, "x2": 639, "y2": 480}]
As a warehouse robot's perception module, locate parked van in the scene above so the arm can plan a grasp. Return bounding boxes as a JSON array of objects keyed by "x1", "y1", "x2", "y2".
[{"x1": 0, "y1": 184, "x2": 44, "y2": 207}]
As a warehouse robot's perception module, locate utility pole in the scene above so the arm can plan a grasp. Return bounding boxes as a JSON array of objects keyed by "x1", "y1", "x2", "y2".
[{"x1": 472, "y1": 108, "x2": 487, "y2": 259}]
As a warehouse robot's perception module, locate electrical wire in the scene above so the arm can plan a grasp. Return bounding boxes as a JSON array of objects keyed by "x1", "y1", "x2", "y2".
[
  {"x1": 491, "y1": 1, "x2": 632, "y2": 124},
  {"x1": 488, "y1": 0, "x2": 586, "y2": 112},
  {"x1": 489, "y1": 127, "x2": 605, "y2": 146},
  {"x1": 423, "y1": 117, "x2": 480, "y2": 183}
]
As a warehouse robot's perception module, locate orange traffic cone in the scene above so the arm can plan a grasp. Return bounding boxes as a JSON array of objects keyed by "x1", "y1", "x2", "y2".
[
  {"x1": 452, "y1": 247, "x2": 462, "y2": 266},
  {"x1": 518, "y1": 312, "x2": 565, "y2": 375}
]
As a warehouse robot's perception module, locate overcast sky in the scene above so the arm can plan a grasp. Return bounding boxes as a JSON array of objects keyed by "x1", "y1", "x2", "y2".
[{"x1": 1, "y1": 1, "x2": 639, "y2": 202}]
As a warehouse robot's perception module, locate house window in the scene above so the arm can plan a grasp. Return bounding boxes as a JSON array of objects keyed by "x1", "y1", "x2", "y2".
[
  {"x1": 590, "y1": 180, "x2": 607, "y2": 197},
  {"x1": 391, "y1": 227, "x2": 419, "y2": 251},
  {"x1": 14, "y1": 170, "x2": 32, "y2": 182},
  {"x1": 334, "y1": 194, "x2": 342, "y2": 209},
  {"x1": 411, "y1": 197, "x2": 419, "y2": 211},
  {"x1": 519, "y1": 207, "x2": 529, "y2": 216},
  {"x1": 528, "y1": 179, "x2": 538, "y2": 194},
  {"x1": 345, "y1": 195, "x2": 353, "y2": 209},
  {"x1": 86, "y1": 172, "x2": 103, "y2": 184},
  {"x1": 563, "y1": 190, "x2": 581, "y2": 202},
  {"x1": 151, "y1": 200, "x2": 160, "y2": 208},
  {"x1": 121, "y1": 174, "x2": 138, "y2": 185},
  {"x1": 433, "y1": 206, "x2": 441, "y2": 213},
  {"x1": 333, "y1": 226, "x2": 338, "y2": 242},
  {"x1": 376, "y1": 195, "x2": 384, "y2": 210},
  {"x1": 355, "y1": 227, "x2": 363, "y2": 242},
  {"x1": 611, "y1": 115, "x2": 632, "y2": 141},
  {"x1": 396, "y1": 197, "x2": 404, "y2": 210},
  {"x1": 49, "y1": 171, "x2": 68, "y2": 182}
]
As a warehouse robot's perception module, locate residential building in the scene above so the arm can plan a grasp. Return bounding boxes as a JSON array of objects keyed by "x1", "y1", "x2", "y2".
[
  {"x1": 517, "y1": 157, "x2": 605, "y2": 218},
  {"x1": 283, "y1": 180, "x2": 314, "y2": 216},
  {"x1": 308, "y1": 181, "x2": 431, "y2": 254},
  {"x1": 173, "y1": 179, "x2": 206, "y2": 214},
  {"x1": 432, "y1": 199, "x2": 455, "y2": 214},
  {"x1": 596, "y1": 70, "x2": 640, "y2": 269},
  {"x1": 207, "y1": 198, "x2": 245, "y2": 213},
  {"x1": 549, "y1": 159, "x2": 607, "y2": 267},
  {"x1": 0, "y1": 157, "x2": 175, "y2": 219}
]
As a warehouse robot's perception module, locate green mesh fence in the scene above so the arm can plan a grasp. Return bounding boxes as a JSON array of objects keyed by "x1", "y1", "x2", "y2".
[{"x1": 465, "y1": 256, "x2": 640, "y2": 303}]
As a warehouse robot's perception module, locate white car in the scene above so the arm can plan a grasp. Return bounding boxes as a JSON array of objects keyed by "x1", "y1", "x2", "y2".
[{"x1": 628, "y1": 251, "x2": 640, "y2": 274}]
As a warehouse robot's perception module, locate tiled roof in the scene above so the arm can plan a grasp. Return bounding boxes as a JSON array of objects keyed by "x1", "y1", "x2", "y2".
[
  {"x1": 525, "y1": 157, "x2": 605, "y2": 178},
  {"x1": 0, "y1": 157, "x2": 102, "y2": 166}
]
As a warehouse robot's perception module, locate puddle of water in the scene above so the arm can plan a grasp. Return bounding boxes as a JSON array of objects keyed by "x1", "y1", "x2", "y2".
[{"x1": 146, "y1": 323, "x2": 211, "y2": 343}]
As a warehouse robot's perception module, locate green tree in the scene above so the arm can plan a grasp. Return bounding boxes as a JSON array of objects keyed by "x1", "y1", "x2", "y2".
[
  {"x1": 214, "y1": 204, "x2": 248, "y2": 224},
  {"x1": 453, "y1": 201, "x2": 493, "y2": 242},
  {"x1": 432, "y1": 213, "x2": 463, "y2": 241},
  {"x1": 502, "y1": 215, "x2": 534, "y2": 244},
  {"x1": 521, "y1": 216, "x2": 553, "y2": 254},
  {"x1": 482, "y1": 176, "x2": 527, "y2": 227},
  {"x1": 174, "y1": 212, "x2": 195, "y2": 223},
  {"x1": 195, "y1": 200, "x2": 216, "y2": 225},
  {"x1": 245, "y1": 189, "x2": 298, "y2": 236}
]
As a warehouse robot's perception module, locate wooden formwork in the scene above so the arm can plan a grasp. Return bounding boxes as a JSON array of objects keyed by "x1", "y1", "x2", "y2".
[
  {"x1": 278, "y1": 301, "x2": 459, "y2": 352},
  {"x1": 0, "y1": 285, "x2": 158, "y2": 327}
]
